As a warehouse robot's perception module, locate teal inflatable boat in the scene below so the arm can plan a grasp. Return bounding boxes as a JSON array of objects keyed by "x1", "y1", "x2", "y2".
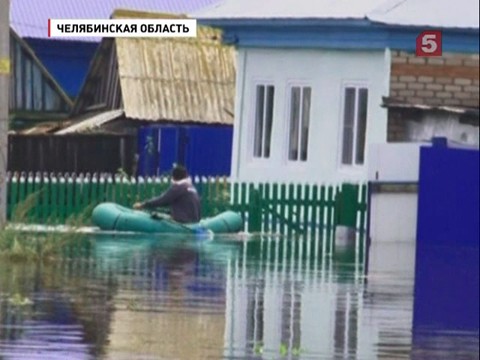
[{"x1": 91, "y1": 202, "x2": 243, "y2": 234}]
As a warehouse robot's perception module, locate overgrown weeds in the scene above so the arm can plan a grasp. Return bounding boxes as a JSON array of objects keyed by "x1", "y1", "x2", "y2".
[
  {"x1": 0, "y1": 229, "x2": 92, "y2": 263},
  {"x1": 1, "y1": 194, "x2": 95, "y2": 263}
]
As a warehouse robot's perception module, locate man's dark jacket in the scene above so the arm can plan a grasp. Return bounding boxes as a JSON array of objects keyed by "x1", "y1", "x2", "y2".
[{"x1": 141, "y1": 178, "x2": 201, "y2": 223}]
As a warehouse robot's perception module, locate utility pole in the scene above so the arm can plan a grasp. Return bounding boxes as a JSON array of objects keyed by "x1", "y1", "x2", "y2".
[{"x1": 0, "y1": 0, "x2": 10, "y2": 228}]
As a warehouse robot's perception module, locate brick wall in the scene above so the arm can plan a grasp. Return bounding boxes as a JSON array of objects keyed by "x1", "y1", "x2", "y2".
[{"x1": 390, "y1": 51, "x2": 480, "y2": 108}]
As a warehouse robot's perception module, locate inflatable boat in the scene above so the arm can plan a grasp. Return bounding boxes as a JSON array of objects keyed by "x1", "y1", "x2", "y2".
[{"x1": 91, "y1": 202, "x2": 243, "y2": 234}]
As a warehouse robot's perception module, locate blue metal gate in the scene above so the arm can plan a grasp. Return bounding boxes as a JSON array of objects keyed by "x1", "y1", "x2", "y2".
[
  {"x1": 137, "y1": 125, "x2": 233, "y2": 177},
  {"x1": 413, "y1": 139, "x2": 479, "y2": 332}
]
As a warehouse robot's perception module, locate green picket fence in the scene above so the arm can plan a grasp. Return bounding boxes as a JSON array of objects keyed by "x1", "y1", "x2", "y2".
[
  {"x1": 229, "y1": 182, "x2": 367, "y2": 252},
  {"x1": 6, "y1": 172, "x2": 367, "y2": 240}
]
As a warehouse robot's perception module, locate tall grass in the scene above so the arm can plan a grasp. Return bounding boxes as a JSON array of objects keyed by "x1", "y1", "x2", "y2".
[{"x1": 0, "y1": 193, "x2": 94, "y2": 262}]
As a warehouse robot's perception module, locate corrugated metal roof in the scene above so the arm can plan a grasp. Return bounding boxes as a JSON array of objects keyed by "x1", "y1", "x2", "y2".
[
  {"x1": 56, "y1": 109, "x2": 124, "y2": 134},
  {"x1": 116, "y1": 31, "x2": 235, "y2": 123},
  {"x1": 71, "y1": 10, "x2": 236, "y2": 125},
  {"x1": 194, "y1": 0, "x2": 479, "y2": 30},
  {"x1": 19, "y1": 122, "x2": 71, "y2": 135},
  {"x1": 10, "y1": 0, "x2": 219, "y2": 41},
  {"x1": 368, "y1": 0, "x2": 479, "y2": 29}
]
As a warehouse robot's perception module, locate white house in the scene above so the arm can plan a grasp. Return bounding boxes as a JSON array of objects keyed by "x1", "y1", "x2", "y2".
[{"x1": 195, "y1": 0, "x2": 479, "y2": 184}]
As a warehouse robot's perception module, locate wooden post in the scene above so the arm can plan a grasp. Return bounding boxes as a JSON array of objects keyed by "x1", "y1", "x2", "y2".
[{"x1": 0, "y1": 0, "x2": 11, "y2": 228}]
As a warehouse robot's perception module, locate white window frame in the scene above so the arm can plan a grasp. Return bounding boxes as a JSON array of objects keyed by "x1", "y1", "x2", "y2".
[
  {"x1": 284, "y1": 83, "x2": 312, "y2": 164},
  {"x1": 249, "y1": 81, "x2": 275, "y2": 161},
  {"x1": 338, "y1": 82, "x2": 369, "y2": 168}
]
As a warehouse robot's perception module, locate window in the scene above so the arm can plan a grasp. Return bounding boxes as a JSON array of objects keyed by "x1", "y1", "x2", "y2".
[
  {"x1": 288, "y1": 86, "x2": 311, "y2": 161},
  {"x1": 253, "y1": 85, "x2": 275, "y2": 158},
  {"x1": 341, "y1": 86, "x2": 368, "y2": 165}
]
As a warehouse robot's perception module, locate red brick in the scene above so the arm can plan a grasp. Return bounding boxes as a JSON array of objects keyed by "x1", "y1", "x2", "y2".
[{"x1": 391, "y1": 63, "x2": 479, "y2": 79}]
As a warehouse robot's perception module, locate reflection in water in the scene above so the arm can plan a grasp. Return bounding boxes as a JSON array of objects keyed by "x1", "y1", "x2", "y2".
[
  {"x1": 412, "y1": 243, "x2": 480, "y2": 360},
  {"x1": 223, "y1": 236, "x2": 366, "y2": 359},
  {"x1": 0, "y1": 233, "x2": 478, "y2": 359},
  {"x1": 0, "y1": 258, "x2": 114, "y2": 359},
  {"x1": 100, "y1": 234, "x2": 230, "y2": 360}
]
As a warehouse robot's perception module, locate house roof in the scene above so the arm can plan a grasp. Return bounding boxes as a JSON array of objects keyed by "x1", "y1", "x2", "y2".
[
  {"x1": 17, "y1": 121, "x2": 70, "y2": 135},
  {"x1": 193, "y1": 0, "x2": 478, "y2": 53},
  {"x1": 56, "y1": 110, "x2": 125, "y2": 134},
  {"x1": 10, "y1": 0, "x2": 219, "y2": 41},
  {"x1": 9, "y1": 28, "x2": 73, "y2": 116},
  {"x1": 70, "y1": 10, "x2": 235, "y2": 127},
  {"x1": 194, "y1": 0, "x2": 479, "y2": 30}
]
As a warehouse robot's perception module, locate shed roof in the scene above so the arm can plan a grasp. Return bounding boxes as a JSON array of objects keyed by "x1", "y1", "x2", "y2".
[
  {"x1": 10, "y1": 0, "x2": 219, "y2": 41},
  {"x1": 56, "y1": 110, "x2": 125, "y2": 134},
  {"x1": 194, "y1": 0, "x2": 479, "y2": 30},
  {"x1": 71, "y1": 9, "x2": 235, "y2": 126},
  {"x1": 9, "y1": 29, "x2": 73, "y2": 121}
]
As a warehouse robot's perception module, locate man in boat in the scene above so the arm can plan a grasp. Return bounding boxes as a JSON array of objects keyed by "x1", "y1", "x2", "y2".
[{"x1": 133, "y1": 165, "x2": 201, "y2": 223}]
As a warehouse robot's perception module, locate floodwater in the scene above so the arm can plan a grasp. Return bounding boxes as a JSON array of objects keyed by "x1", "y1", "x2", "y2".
[{"x1": 0, "y1": 233, "x2": 478, "y2": 360}]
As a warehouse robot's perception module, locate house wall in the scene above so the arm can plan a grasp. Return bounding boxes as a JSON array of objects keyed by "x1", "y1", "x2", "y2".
[
  {"x1": 390, "y1": 50, "x2": 480, "y2": 108},
  {"x1": 387, "y1": 51, "x2": 480, "y2": 144},
  {"x1": 232, "y1": 48, "x2": 389, "y2": 184}
]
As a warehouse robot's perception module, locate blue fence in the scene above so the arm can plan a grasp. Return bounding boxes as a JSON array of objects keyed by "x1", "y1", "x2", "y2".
[
  {"x1": 414, "y1": 139, "x2": 479, "y2": 332},
  {"x1": 137, "y1": 125, "x2": 233, "y2": 177}
]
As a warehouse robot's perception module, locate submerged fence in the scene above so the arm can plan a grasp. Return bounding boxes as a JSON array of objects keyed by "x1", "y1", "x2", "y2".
[{"x1": 6, "y1": 172, "x2": 367, "y2": 239}]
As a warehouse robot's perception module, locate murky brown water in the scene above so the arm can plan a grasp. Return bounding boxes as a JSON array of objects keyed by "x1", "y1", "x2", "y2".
[{"x1": 0, "y1": 234, "x2": 478, "y2": 359}]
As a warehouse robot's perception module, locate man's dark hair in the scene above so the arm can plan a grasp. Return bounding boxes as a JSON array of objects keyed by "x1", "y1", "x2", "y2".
[{"x1": 172, "y1": 165, "x2": 188, "y2": 181}]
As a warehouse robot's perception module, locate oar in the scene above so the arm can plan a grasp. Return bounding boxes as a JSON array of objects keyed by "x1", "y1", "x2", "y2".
[{"x1": 144, "y1": 208, "x2": 211, "y2": 236}]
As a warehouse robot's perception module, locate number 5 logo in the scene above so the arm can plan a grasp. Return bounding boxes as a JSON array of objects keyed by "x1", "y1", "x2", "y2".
[{"x1": 416, "y1": 30, "x2": 442, "y2": 57}]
